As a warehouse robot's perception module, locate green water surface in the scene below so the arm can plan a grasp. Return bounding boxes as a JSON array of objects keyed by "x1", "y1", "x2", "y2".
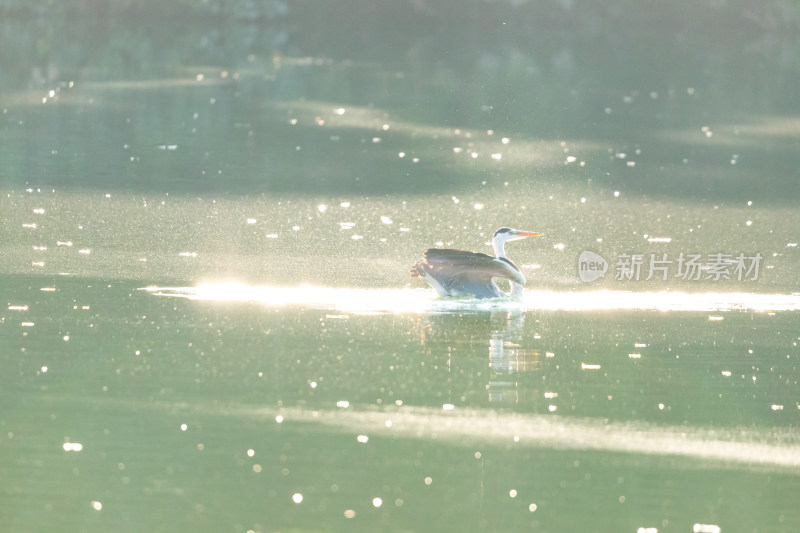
[{"x1": 2, "y1": 2, "x2": 800, "y2": 532}]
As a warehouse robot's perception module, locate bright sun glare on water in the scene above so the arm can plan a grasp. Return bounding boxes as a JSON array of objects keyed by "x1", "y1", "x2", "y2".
[{"x1": 146, "y1": 284, "x2": 800, "y2": 313}]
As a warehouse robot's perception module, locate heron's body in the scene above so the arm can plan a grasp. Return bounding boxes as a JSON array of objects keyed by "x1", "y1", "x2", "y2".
[{"x1": 410, "y1": 228, "x2": 541, "y2": 298}]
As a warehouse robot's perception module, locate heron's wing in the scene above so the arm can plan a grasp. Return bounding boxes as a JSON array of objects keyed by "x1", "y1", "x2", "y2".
[
  {"x1": 422, "y1": 249, "x2": 526, "y2": 284},
  {"x1": 413, "y1": 249, "x2": 525, "y2": 297}
]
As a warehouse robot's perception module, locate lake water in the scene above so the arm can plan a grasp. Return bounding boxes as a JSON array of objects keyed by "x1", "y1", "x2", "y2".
[{"x1": 2, "y1": 2, "x2": 800, "y2": 532}]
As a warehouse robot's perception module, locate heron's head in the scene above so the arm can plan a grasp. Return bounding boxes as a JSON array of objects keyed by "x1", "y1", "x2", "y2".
[{"x1": 493, "y1": 227, "x2": 542, "y2": 245}]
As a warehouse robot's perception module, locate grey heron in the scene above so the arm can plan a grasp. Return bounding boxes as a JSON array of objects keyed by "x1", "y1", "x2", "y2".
[{"x1": 410, "y1": 227, "x2": 542, "y2": 298}]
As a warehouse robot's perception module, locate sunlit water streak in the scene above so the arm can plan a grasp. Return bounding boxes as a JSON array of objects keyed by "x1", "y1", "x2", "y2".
[
  {"x1": 145, "y1": 284, "x2": 800, "y2": 313},
  {"x1": 240, "y1": 405, "x2": 800, "y2": 471}
]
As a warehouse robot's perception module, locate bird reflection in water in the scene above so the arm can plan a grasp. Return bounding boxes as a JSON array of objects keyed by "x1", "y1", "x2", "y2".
[
  {"x1": 487, "y1": 309, "x2": 540, "y2": 404},
  {"x1": 414, "y1": 310, "x2": 543, "y2": 405}
]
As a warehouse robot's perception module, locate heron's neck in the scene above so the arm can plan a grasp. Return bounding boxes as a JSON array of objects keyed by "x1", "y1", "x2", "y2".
[
  {"x1": 494, "y1": 238, "x2": 524, "y2": 297},
  {"x1": 492, "y1": 238, "x2": 507, "y2": 259},
  {"x1": 510, "y1": 280, "x2": 524, "y2": 297},
  {"x1": 494, "y1": 237, "x2": 526, "y2": 298}
]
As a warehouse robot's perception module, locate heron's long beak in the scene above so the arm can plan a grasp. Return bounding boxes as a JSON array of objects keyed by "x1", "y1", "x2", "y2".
[{"x1": 516, "y1": 231, "x2": 542, "y2": 237}]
